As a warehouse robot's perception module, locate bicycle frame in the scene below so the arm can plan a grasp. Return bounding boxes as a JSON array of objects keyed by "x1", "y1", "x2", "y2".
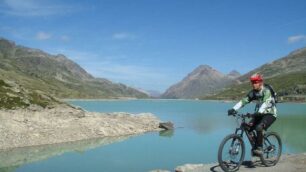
[{"x1": 233, "y1": 114, "x2": 257, "y2": 149}]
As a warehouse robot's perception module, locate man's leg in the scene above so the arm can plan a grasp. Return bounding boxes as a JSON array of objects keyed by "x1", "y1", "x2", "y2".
[
  {"x1": 250, "y1": 116, "x2": 261, "y2": 156},
  {"x1": 253, "y1": 114, "x2": 276, "y2": 155},
  {"x1": 250, "y1": 116, "x2": 261, "y2": 146}
]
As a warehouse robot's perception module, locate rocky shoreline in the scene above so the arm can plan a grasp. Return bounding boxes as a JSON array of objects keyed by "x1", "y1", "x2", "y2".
[
  {"x1": 0, "y1": 105, "x2": 161, "y2": 150},
  {"x1": 152, "y1": 153, "x2": 306, "y2": 172}
]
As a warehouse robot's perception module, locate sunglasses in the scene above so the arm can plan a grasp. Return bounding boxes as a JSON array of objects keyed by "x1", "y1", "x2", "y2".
[{"x1": 251, "y1": 81, "x2": 262, "y2": 84}]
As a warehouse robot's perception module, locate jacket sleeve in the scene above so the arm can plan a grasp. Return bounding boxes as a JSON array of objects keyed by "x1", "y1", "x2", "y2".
[
  {"x1": 258, "y1": 89, "x2": 273, "y2": 114},
  {"x1": 233, "y1": 91, "x2": 252, "y2": 111}
]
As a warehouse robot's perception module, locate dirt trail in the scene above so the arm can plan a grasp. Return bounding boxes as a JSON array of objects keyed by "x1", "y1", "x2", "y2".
[{"x1": 174, "y1": 153, "x2": 306, "y2": 172}]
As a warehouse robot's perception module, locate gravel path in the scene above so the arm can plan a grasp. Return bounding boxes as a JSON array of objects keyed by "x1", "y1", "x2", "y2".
[{"x1": 172, "y1": 153, "x2": 306, "y2": 172}]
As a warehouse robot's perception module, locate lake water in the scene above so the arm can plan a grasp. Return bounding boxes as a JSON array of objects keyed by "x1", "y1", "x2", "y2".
[{"x1": 1, "y1": 100, "x2": 306, "y2": 172}]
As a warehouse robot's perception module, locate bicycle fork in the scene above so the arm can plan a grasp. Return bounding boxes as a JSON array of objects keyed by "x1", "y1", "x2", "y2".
[{"x1": 229, "y1": 128, "x2": 244, "y2": 155}]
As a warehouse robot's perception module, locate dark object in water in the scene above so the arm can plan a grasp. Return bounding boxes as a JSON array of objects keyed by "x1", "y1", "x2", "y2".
[{"x1": 159, "y1": 122, "x2": 174, "y2": 130}]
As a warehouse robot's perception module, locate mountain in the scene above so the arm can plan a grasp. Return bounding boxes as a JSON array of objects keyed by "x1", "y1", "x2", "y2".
[
  {"x1": 161, "y1": 65, "x2": 240, "y2": 99},
  {"x1": 0, "y1": 38, "x2": 148, "y2": 103},
  {"x1": 134, "y1": 88, "x2": 162, "y2": 98},
  {"x1": 205, "y1": 47, "x2": 306, "y2": 101},
  {"x1": 227, "y1": 70, "x2": 241, "y2": 79},
  {"x1": 237, "y1": 47, "x2": 306, "y2": 82},
  {"x1": 146, "y1": 90, "x2": 162, "y2": 98}
]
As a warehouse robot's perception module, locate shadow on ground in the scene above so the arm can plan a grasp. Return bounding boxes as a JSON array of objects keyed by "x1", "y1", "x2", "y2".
[{"x1": 209, "y1": 160, "x2": 266, "y2": 172}]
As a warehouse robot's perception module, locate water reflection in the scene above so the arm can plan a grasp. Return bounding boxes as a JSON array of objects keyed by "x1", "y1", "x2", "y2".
[
  {"x1": 159, "y1": 130, "x2": 174, "y2": 138},
  {"x1": 186, "y1": 115, "x2": 234, "y2": 134},
  {"x1": 271, "y1": 115, "x2": 306, "y2": 153},
  {"x1": 0, "y1": 136, "x2": 130, "y2": 170},
  {"x1": 186, "y1": 112, "x2": 306, "y2": 153}
]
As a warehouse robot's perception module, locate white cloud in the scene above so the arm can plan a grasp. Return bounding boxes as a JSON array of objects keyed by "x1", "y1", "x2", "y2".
[
  {"x1": 112, "y1": 32, "x2": 135, "y2": 40},
  {"x1": 60, "y1": 35, "x2": 70, "y2": 42},
  {"x1": 288, "y1": 35, "x2": 306, "y2": 44},
  {"x1": 0, "y1": 0, "x2": 79, "y2": 16},
  {"x1": 35, "y1": 31, "x2": 52, "y2": 40}
]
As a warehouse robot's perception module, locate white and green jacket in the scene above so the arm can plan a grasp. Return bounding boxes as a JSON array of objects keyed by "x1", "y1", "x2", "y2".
[{"x1": 233, "y1": 86, "x2": 277, "y2": 117}]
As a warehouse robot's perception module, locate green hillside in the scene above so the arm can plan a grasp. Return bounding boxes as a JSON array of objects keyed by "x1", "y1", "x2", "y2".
[
  {"x1": 237, "y1": 47, "x2": 306, "y2": 82},
  {"x1": 204, "y1": 72, "x2": 306, "y2": 102},
  {"x1": 202, "y1": 47, "x2": 306, "y2": 102},
  {"x1": 0, "y1": 79, "x2": 62, "y2": 109}
]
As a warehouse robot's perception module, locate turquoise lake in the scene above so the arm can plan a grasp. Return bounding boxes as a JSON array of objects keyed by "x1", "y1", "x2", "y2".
[{"x1": 1, "y1": 100, "x2": 306, "y2": 172}]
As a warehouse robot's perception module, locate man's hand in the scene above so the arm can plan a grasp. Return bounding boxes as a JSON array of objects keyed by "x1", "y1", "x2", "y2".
[
  {"x1": 228, "y1": 108, "x2": 237, "y2": 116},
  {"x1": 246, "y1": 113, "x2": 253, "y2": 118}
]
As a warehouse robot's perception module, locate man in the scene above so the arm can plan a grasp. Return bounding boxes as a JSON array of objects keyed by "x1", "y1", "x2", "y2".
[{"x1": 228, "y1": 73, "x2": 277, "y2": 155}]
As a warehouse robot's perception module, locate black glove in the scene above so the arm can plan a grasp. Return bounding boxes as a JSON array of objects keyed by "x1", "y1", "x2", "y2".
[
  {"x1": 253, "y1": 112, "x2": 261, "y2": 116},
  {"x1": 246, "y1": 113, "x2": 253, "y2": 118},
  {"x1": 228, "y1": 108, "x2": 237, "y2": 116}
]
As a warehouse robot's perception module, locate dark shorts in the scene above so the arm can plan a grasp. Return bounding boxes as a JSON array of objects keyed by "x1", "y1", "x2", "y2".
[{"x1": 250, "y1": 114, "x2": 276, "y2": 131}]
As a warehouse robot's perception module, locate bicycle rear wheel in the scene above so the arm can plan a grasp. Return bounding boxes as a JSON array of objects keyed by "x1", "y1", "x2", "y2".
[
  {"x1": 218, "y1": 134, "x2": 245, "y2": 172},
  {"x1": 260, "y1": 132, "x2": 282, "y2": 166}
]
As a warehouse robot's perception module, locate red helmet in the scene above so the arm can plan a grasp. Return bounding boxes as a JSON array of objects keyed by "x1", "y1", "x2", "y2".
[{"x1": 250, "y1": 73, "x2": 263, "y2": 83}]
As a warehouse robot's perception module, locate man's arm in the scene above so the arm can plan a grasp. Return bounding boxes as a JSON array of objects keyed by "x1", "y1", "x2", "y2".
[{"x1": 233, "y1": 91, "x2": 253, "y2": 111}]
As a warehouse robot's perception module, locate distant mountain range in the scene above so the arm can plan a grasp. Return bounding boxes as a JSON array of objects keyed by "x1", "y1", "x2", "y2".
[
  {"x1": 162, "y1": 47, "x2": 306, "y2": 101},
  {"x1": 1, "y1": 36, "x2": 305, "y2": 109},
  {"x1": 0, "y1": 37, "x2": 148, "y2": 109},
  {"x1": 141, "y1": 89, "x2": 162, "y2": 98},
  {"x1": 162, "y1": 65, "x2": 241, "y2": 99}
]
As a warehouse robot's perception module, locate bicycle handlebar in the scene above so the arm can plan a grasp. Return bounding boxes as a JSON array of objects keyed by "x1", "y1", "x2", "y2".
[{"x1": 230, "y1": 113, "x2": 254, "y2": 118}]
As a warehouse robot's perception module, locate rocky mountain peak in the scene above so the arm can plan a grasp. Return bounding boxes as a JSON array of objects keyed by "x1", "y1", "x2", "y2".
[
  {"x1": 195, "y1": 64, "x2": 213, "y2": 70},
  {"x1": 187, "y1": 65, "x2": 224, "y2": 80},
  {"x1": 162, "y1": 65, "x2": 236, "y2": 99},
  {"x1": 193, "y1": 65, "x2": 218, "y2": 74},
  {"x1": 53, "y1": 54, "x2": 94, "y2": 80},
  {"x1": 227, "y1": 70, "x2": 241, "y2": 79}
]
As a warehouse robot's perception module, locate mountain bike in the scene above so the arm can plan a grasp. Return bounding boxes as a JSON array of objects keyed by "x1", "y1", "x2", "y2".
[{"x1": 218, "y1": 113, "x2": 282, "y2": 172}]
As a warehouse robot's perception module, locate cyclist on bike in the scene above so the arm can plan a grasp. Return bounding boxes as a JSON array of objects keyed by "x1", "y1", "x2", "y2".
[{"x1": 228, "y1": 73, "x2": 277, "y2": 155}]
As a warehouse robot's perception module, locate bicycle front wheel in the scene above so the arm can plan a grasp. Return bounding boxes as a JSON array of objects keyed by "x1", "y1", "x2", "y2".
[
  {"x1": 218, "y1": 134, "x2": 245, "y2": 172},
  {"x1": 260, "y1": 132, "x2": 282, "y2": 166}
]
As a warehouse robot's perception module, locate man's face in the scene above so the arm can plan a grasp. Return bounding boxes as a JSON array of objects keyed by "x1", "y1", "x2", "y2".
[{"x1": 251, "y1": 81, "x2": 263, "y2": 91}]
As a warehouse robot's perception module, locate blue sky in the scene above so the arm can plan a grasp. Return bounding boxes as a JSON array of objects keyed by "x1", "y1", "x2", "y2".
[{"x1": 1, "y1": 0, "x2": 306, "y2": 92}]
